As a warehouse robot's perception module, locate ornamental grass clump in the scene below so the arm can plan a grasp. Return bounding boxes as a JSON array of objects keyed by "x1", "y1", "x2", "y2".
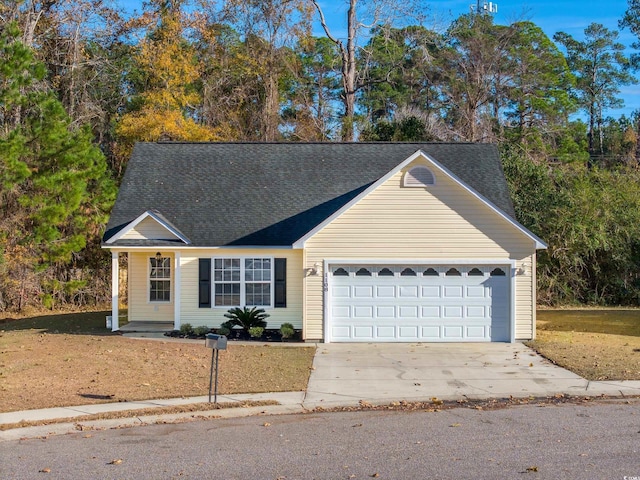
[{"x1": 280, "y1": 322, "x2": 295, "y2": 340}]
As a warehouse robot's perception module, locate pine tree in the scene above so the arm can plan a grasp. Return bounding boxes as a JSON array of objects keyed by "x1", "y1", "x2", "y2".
[{"x1": 0, "y1": 22, "x2": 115, "y2": 310}]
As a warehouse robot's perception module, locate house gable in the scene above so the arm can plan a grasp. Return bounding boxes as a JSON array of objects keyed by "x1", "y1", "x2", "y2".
[
  {"x1": 105, "y1": 210, "x2": 191, "y2": 245},
  {"x1": 294, "y1": 151, "x2": 546, "y2": 250}
]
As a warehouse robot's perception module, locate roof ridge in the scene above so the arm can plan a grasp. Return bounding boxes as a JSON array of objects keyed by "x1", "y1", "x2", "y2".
[{"x1": 148, "y1": 141, "x2": 489, "y2": 146}]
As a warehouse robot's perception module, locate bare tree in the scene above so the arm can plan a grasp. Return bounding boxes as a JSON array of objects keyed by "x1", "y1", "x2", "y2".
[{"x1": 311, "y1": 0, "x2": 427, "y2": 141}]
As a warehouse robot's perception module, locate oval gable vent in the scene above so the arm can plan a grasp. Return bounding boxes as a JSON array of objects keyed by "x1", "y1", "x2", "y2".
[{"x1": 403, "y1": 166, "x2": 435, "y2": 187}]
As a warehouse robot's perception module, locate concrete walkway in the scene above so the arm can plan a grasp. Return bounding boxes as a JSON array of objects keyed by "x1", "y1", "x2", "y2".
[{"x1": 2, "y1": 342, "x2": 639, "y2": 442}]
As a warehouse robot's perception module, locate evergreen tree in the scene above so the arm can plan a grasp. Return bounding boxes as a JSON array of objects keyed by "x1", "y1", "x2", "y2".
[
  {"x1": 554, "y1": 24, "x2": 636, "y2": 157},
  {"x1": 0, "y1": 23, "x2": 115, "y2": 310}
]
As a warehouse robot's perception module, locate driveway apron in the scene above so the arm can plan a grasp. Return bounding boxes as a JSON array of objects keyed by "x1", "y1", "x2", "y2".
[{"x1": 303, "y1": 343, "x2": 590, "y2": 408}]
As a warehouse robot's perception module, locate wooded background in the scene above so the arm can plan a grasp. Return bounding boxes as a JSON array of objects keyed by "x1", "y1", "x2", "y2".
[{"x1": 2, "y1": 0, "x2": 640, "y2": 312}]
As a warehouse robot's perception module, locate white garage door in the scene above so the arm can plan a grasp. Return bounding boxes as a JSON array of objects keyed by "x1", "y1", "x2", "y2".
[{"x1": 329, "y1": 265, "x2": 510, "y2": 342}]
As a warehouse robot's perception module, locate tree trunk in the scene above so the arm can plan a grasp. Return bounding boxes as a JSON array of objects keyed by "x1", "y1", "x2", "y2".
[
  {"x1": 264, "y1": 67, "x2": 280, "y2": 141},
  {"x1": 312, "y1": 0, "x2": 358, "y2": 141}
]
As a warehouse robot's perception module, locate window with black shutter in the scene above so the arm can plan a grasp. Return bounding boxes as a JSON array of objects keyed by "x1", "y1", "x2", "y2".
[
  {"x1": 198, "y1": 258, "x2": 211, "y2": 308},
  {"x1": 274, "y1": 258, "x2": 286, "y2": 308}
]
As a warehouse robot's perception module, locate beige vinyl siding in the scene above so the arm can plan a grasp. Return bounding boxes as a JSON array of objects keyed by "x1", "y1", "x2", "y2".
[
  {"x1": 128, "y1": 252, "x2": 175, "y2": 322},
  {"x1": 178, "y1": 249, "x2": 303, "y2": 329},
  {"x1": 515, "y1": 255, "x2": 535, "y2": 340},
  {"x1": 303, "y1": 160, "x2": 538, "y2": 341},
  {"x1": 121, "y1": 216, "x2": 179, "y2": 241}
]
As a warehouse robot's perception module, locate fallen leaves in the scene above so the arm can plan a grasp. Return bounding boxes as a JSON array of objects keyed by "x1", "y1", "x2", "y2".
[{"x1": 108, "y1": 459, "x2": 123, "y2": 465}]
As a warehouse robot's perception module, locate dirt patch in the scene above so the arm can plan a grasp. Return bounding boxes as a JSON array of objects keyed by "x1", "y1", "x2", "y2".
[
  {"x1": 527, "y1": 310, "x2": 640, "y2": 381},
  {"x1": 0, "y1": 312, "x2": 315, "y2": 413}
]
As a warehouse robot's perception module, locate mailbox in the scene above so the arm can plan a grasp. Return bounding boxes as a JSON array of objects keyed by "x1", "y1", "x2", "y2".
[{"x1": 205, "y1": 333, "x2": 227, "y2": 350}]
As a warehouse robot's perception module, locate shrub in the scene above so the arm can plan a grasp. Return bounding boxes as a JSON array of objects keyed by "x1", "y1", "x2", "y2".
[
  {"x1": 179, "y1": 323, "x2": 194, "y2": 336},
  {"x1": 193, "y1": 326, "x2": 210, "y2": 337},
  {"x1": 280, "y1": 322, "x2": 295, "y2": 340},
  {"x1": 217, "y1": 320, "x2": 234, "y2": 336},
  {"x1": 248, "y1": 326, "x2": 264, "y2": 338},
  {"x1": 224, "y1": 307, "x2": 269, "y2": 333}
]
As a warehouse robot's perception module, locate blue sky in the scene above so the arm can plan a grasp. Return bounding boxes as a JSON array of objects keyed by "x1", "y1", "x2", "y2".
[{"x1": 120, "y1": 0, "x2": 639, "y2": 118}]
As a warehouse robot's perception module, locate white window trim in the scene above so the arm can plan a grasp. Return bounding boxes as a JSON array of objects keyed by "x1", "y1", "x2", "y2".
[
  {"x1": 211, "y1": 256, "x2": 275, "y2": 309},
  {"x1": 148, "y1": 255, "x2": 172, "y2": 304}
]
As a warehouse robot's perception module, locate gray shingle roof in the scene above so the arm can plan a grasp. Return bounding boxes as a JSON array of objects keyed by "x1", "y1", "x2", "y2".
[{"x1": 104, "y1": 142, "x2": 517, "y2": 247}]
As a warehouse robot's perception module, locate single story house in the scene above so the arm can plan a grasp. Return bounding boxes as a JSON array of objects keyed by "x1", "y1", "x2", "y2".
[{"x1": 102, "y1": 142, "x2": 546, "y2": 343}]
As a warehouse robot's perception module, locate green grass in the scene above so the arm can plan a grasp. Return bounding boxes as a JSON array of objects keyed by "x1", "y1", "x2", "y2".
[
  {"x1": 0, "y1": 310, "x2": 125, "y2": 335},
  {"x1": 537, "y1": 309, "x2": 640, "y2": 337}
]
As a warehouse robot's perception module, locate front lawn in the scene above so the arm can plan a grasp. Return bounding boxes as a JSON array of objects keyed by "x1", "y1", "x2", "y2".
[
  {"x1": 527, "y1": 309, "x2": 640, "y2": 381},
  {"x1": 0, "y1": 311, "x2": 315, "y2": 413}
]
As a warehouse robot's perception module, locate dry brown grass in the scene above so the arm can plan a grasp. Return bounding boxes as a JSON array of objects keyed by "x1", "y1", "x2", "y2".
[
  {"x1": 527, "y1": 310, "x2": 640, "y2": 381},
  {"x1": 0, "y1": 311, "x2": 315, "y2": 413}
]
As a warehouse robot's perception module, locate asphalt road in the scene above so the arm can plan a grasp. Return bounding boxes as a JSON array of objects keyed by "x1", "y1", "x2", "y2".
[{"x1": 2, "y1": 400, "x2": 639, "y2": 480}]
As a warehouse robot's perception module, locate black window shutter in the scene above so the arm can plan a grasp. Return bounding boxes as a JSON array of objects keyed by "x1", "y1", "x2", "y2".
[
  {"x1": 199, "y1": 258, "x2": 211, "y2": 308},
  {"x1": 274, "y1": 258, "x2": 286, "y2": 308}
]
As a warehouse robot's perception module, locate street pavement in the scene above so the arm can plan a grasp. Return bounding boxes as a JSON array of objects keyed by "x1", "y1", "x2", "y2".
[
  {"x1": 1, "y1": 342, "x2": 639, "y2": 442},
  {"x1": 3, "y1": 400, "x2": 640, "y2": 479}
]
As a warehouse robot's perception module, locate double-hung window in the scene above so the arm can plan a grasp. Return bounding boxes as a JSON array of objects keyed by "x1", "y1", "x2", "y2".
[
  {"x1": 213, "y1": 258, "x2": 272, "y2": 307},
  {"x1": 149, "y1": 256, "x2": 171, "y2": 302}
]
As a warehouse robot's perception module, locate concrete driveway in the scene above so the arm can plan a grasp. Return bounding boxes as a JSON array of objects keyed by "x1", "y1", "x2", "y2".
[{"x1": 303, "y1": 342, "x2": 595, "y2": 408}]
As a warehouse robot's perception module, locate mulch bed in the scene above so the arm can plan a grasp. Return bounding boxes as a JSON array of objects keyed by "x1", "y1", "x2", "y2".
[{"x1": 164, "y1": 328, "x2": 301, "y2": 342}]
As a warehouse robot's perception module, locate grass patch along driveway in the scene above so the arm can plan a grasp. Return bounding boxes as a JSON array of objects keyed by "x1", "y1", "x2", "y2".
[
  {"x1": 0, "y1": 311, "x2": 315, "y2": 413},
  {"x1": 527, "y1": 309, "x2": 640, "y2": 381}
]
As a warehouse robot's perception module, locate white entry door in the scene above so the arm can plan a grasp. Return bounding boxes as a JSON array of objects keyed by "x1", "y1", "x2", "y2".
[{"x1": 328, "y1": 265, "x2": 510, "y2": 342}]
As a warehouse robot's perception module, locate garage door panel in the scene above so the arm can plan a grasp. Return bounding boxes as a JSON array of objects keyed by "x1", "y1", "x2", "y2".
[
  {"x1": 399, "y1": 286, "x2": 418, "y2": 297},
  {"x1": 332, "y1": 305, "x2": 351, "y2": 317},
  {"x1": 353, "y1": 326, "x2": 374, "y2": 339},
  {"x1": 331, "y1": 325, "x2": 351, "y2": 340},
  {"x1": 376, "y1": 286, "x2": 395, "y2": 297},
  {"x1": 399, "y1": 306, "x2": 419, "y2": 318},
  {"x1": 466, "y1": 326, "x2": 487, "y2": 339},
  {"x1": 466, "y1": 285, "x2": 486, "y2": 297},
  {"x1": 375, "y1": 305, "x2": 396, "y2": 317},
  {"x1": 443, "y1": 325, "x2": 463, "y2": 338},
  {"x1": 354, "y1": 306, "x2": 373, "y2": 317},
  {"x1": 332, "y1": 285, "x2": 351, "y2": 298},
  {"x1": 376, "y1": 326, "x2": 396, "y2": 338},
  {"x1": 421, "y1": 306, "x2": 440, "y2": 317},
  {"x1": 444, "y1": 285, "x2": 464, "y2": 298},
  {"x1": 422, "y1": 285, "x2": 441, "y2": 298},
  {"x1": 443, "y1": 305, "x2": 463, "y2": 318},
  {"x1": 329, "y1": 264, "x2": 510, "y2": 342},
  {"x1": 466, "y1": 306, "x2": 486, "y2": 318},
  {"x1": 354, "y1": 286, "x2": 373, "y2": 298},
  {"x1": 421, "y1": 326, "x2": 441, "y2": 339},
  {"x1": 398, "y1": 325, "x2": 419, "y2": 338}
]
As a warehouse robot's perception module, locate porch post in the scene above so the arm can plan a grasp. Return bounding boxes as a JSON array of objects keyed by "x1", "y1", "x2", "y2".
[
  {"x1": 111, "y1": 251, "x2": 119, "y2": 331},
  {"x1": 174, "y1": 251, "x2": 181, "y2": 330}
]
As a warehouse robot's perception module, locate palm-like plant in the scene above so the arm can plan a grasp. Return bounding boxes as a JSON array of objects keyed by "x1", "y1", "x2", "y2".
[{"x1": 224, "y1": 307, "x2": 269, "y2": 333}]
